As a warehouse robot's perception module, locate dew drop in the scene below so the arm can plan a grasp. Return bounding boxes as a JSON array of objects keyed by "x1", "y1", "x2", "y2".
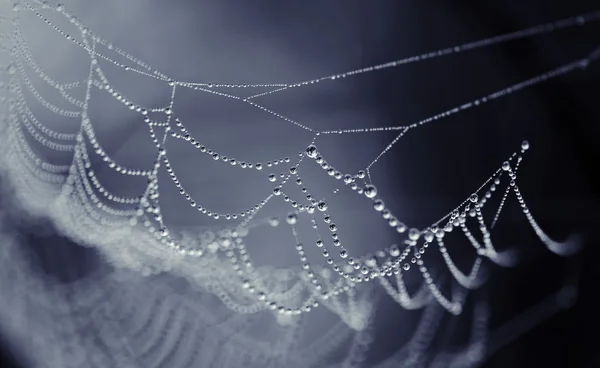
[
  {"x1": 317, "y1": 200, "x2": 328, "y2": 212},
  {"x1": 286, "y1": 213, "x2": 297, "y2": 225},
  {"x1": 306, "y1": 145, "x2": 318, "y2": 158},
  {"x1": 364, "y1": 184, "x2": 377, "y2": 199},
  {"x1": 424, "y1": 231, "x2": 434, "y2": 243},
  {"x1": 408, "y1": 228, "x2": 420, "y2": 241},
  {"x1": 373, "y1": 199, "x2": 385, "y2": 211}
]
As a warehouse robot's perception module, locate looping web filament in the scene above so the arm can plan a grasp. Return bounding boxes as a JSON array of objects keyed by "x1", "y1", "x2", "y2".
[{"x1": 1, "y1": 0, "x2": 596, "y2": 318}]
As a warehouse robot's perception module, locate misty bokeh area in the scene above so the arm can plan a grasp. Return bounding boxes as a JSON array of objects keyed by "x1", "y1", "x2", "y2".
[{"x1": 0, "y1": 0, "x2": 599, "y2": 367}]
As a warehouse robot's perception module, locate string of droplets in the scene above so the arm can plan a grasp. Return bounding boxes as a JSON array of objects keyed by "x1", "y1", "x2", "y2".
[
  {"x1": 0, "y1": 0, "x2": 592, "y2": 318},
  {"x1": 17, "y1": 0, "x2": 600, "y2": 92},
  {"x1": 2, "y1": 1, "x2": 584, "y2": 314},
  {"x1": 1, "y1": 17, "x2": 552, "y2": 249}
]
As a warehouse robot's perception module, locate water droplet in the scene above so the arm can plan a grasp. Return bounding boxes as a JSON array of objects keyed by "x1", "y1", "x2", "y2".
[
  {"x1": 396, "y1": 223, "x2": 407, "y2": 233},
  {"x1": 268, "y1": 173, "x2": 276, "y2": 182},
  {"x1": 470, "y1": 193, "x2": 478, "y2": 203},
  {"x1": 364, "y1": 185, "x2": 377, "y2": 198},
  {"x1": 317, "y1": 200, "x2": 328, "y2": 211},
  {"x1": 403, "y1": 263, "x2": 410, "y2": 271},
  {"x1": 373, "y1": 199, "x2": 385, "y2": 211},
  {"x1": 286, "y1": 213, "x2": 297, "y2": 225},
  {"x1": 521, "y1": 140, "x2": 530, "y2": 151},
  {"x1": 502, "y1": 161, "x2": 511, "y2": 171},
  {"x1": 424, "y1": 230, "x2": 433, "y2": 243},
  {"x1": 365, "y1": 256, "x2": 377, "y2": 267},
  {"x1": 408, "y1": 228, "x2": 420, "y2": 241},
  {"x1": 306, "y1": 145, "x2": 318, "y2": 158}
]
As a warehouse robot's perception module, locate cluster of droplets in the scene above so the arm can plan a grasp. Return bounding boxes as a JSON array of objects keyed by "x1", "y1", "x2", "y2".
[{"x1": 0, "y1": 0, "x2": 590, "y2": 320}]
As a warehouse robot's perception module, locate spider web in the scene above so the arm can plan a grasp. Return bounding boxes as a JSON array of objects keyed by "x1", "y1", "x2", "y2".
[{"x1": 0, "y1": 1, "x2": 596, "y2": 367}]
